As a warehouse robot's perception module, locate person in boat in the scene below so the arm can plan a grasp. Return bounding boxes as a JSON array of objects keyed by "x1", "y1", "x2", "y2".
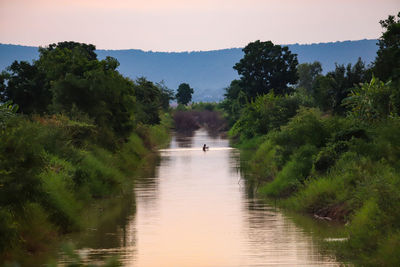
[{"x1": 203, "y1": 144, "x2": 209, "y2": 151}]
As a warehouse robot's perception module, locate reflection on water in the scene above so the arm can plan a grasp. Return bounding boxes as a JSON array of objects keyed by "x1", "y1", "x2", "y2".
[{"x1": 61, "y1": 129, "x2": 345, "y2": 266}]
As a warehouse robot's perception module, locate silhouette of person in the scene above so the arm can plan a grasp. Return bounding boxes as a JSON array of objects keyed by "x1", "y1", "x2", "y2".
[{"x1": 203, "y1": 144, "x2": 209, "y2": 151}]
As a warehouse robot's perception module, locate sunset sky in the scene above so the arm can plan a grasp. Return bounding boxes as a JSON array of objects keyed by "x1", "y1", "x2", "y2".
[{"x1": 0, "y1": 0, "x2": 399, "y2": 51}]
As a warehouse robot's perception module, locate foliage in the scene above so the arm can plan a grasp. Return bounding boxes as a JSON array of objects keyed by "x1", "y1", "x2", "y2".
[
  {"x1": 229, "y1": 93, "x2": 304, "y2": 140},
  {"x1": 156, "y1": 81, "x2": 175, "y2": 111},
  {"x1": 344, "y1": 76, "x2": 399, "y2": 122},
  {"x1": 191, "y1": 102, "x2": 218, "y2": 111},
  {"x1": 219, "y1": 80, "x2": 248, "y2": 126},
  {"x1": 233, "y1": 40, "x2": 298, "y2": 98},
  {"x1": 0, "y1": 41, "x2": 172, "y2": 140},
  {"x1": 134, "y1": 77, "x2": 162, "y2": 125},
  {"x1": 0, "y1": 61, "x2": 50, "y2": 114},
  {"x1": 374, "y1": 12, "x2": 400, "y2": 82},
  {"x1": 0, "y1": 101, "x2": 19, "y2": 130},
  {"x1": 0, "y1": 119, "x2": 46, "y2": 209},
  {"x1": 226, "y1": 13, "x2": 400, "y2": 266},
  {"x1": 259, "y1": 144, "x2": 317, "y2": 198},
  {"x1": 296, "y1": 61, "x2": 322, "y2": 93},
  {"x1": 176, "y1": 83, "x2": 194, "y2": 105},
  {"x1": 0, "y1": 99, "x2": 170, "y2": 260},
  {"x1": 310, "y1": 58, "x2": 369, "y2": 114}
]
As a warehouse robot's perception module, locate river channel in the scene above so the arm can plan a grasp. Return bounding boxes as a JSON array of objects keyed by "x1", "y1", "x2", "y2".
[{"x1": 60, "y1": 129, "x2": 347, "y2": 266}]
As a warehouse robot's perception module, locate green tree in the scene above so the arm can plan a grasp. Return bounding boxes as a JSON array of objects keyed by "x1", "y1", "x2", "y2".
[
  {"x1": 176, "y1": 83, "x2": 194, "y2": 105},
  {"x1": 310, "y1": 58, "x2": 368, "y2": 114},
  {"x1": 134, "y1": 77, "x2": 163, "y2": 125},
  {"x1": 233, "y1": 40, "x2": 298, "y2": 98},
  {"x1": 38, "y1": 43, "x2": 136, "y2": 137},
  {"x1": 344, "y1": 76, "x2": 399, "y2": 121},
  {"x1": 0, "y1": 41, "x2": 139, "y2": 138},
  {"x1": 312, "y1": 75, "x2": 334, "y2": 112},
  {"x1": 327, "y1": 58, "x2": 368, "y2": 114},
  {"x1": 0, "y1": 61, "x2": 50, "y2": 114},
  {"x1": 296, "y1": 62, "x2": 322, "y2": 93},
  {"x1": 374, "y1": 12, "x2": 400, "y2": 82},
  {"x1": 156, "y1": 81, "x2": 175, "y2": 111},
  {"x1": 229, "y1": 93, "x2": 302, "y2": 139},
  {"x1": 220, "y1": 80, "x2": 247, "y2": 126}
]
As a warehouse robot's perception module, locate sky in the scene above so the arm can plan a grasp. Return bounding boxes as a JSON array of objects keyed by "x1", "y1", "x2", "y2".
[{"x1": 0, "y1": 0, "x2": 399, "y2": 52}]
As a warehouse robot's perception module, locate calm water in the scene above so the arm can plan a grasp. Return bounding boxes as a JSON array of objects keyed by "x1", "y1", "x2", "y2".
[{"x1": 60, "y1": 129, "x2": 346, "y2": 266}]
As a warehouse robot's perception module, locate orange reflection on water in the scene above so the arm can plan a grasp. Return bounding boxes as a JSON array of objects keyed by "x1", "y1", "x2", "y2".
[{"x1": 62, "y1": 129, "x2": 343, "y2": 266}]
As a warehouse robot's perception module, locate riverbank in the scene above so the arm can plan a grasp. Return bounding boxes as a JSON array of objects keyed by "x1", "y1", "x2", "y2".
[
  {"x1": 0, "y1": 113, "x2": 171, "y2": 265},
  {"x1": 232, "y1": 108, "x2": 400, "y2": 266}
]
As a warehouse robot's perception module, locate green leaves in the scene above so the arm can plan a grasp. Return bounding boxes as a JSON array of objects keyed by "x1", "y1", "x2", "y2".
[
  {"x1": 374, "y1": 12, "x2": 400, "y2": 82},
  {"x1": 176, "y1": 83, "x2": 194, "y2": 105},
  {"x1": 344, "y1": 76, "x2": 397, "y2": 122},
  {"x1": 234, "y1": 40, "x2": 298, "y2": 98},
  {"x1": 0, "y1": 101, "x2": 19, "y2": 130}
]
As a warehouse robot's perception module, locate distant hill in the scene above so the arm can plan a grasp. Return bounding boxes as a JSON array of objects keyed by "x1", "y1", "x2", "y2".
[{"x1": 0, "y1": 39, "x2": 378, "y2": 102}]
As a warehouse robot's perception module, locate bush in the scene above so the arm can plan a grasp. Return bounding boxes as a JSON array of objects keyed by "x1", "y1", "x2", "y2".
[
  {"x1": 0, "y1": 208, "x2": 18, "y2": 251},
  {"x1": 0, "y1": 119, "x2": 46, "y2": 208},
  {"x1": 229, "y1": 93, "x2": 302, "y2": 140},
  {"x1": 270, "y1": 108, "x2": 327, "y2": 167},
  {"x1": 259, "y1": 145, "x2": 317, "y2": 198}
]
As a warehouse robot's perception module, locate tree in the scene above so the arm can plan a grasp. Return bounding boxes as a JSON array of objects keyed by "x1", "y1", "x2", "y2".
[
  {"x1": 310, "y1": 58, "x2": 368, "y2": 114},
  {"x1": 344, "y1": 76, "x2": 398, "y2": 122},
  {"x1": 374, "y1": 12, "x2": 400, "y2": 82},
  {"x1": 0, "y1": 61, "x2": 50, "y2": 114},
  {"x1": 233, "y1": 40, "x2": 298, "y2": 98},
  {"x1": 156, "y1": 81, "x2": 175, "y2": 111},
  {"x1": 176, "y1": 83, "x2": 194, "y2": 105},
  {"x1": 220, "y1": 80, "x2": 247, "y2": 126},
  {"x1": 296, "y1": 62, "x2": 322, "y2": 93},
  {"x1": 327, "y1": 58, "x2": 368, "y2": 114},
  {"x1": 134, "y1": 77, "x2": 163, "y2": 125}
]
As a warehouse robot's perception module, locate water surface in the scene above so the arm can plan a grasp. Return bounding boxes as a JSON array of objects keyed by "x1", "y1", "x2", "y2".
[{"x1": 62, "y1": 129, "x2": 345, "y2": 266}]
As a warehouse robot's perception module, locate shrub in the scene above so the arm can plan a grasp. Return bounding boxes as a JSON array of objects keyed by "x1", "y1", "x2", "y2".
[
  {"x1": 270, "y1": 107, "x2": 327, "y2": 167},
  {"x1": 259, "y1": 145, "x2": 317, "y2": 198},
  {"x1": 229, "y1": 93, "x2": 302, "y2": 140},
  {"x1": 0, "y1": 208, "x2": 18, "y2": 251},
  {"x1": 0, "y1": 119, "x2": 45, "y2": 208}
]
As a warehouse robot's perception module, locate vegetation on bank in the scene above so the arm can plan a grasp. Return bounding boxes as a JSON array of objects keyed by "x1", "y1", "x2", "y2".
[
  {"x1": 0, "y1": 42, "x2": 172, "y2": 264},
  {"x1": 222, "y1": 12, "x2": 400, "y2": 265},
  {"x1": 172, "y1": 102, "x2": 228, "y2": 134}
]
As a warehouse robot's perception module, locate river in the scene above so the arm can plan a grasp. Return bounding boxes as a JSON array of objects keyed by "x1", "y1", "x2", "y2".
[{"x1": 59, "y1": 129, "x2": 346, "y2": 266}]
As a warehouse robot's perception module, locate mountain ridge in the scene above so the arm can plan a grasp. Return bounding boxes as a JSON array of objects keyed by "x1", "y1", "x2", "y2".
[{"x1": 0, "y1": 39, "x2": 378, "y2": 102}]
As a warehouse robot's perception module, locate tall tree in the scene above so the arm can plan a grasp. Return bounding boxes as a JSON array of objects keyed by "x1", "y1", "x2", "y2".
[
  {"x1": 296, "y1": 62, "x2": 322, "y2": 93},
  {"x1": 233, "y1": 40, "x2": 298, "y2": 98},
  {"x1": 0, "y1": 61, "x2": 50, "y2": 114},
  {"x1": 220, "y1": 80, "x2": 247, "y2": 126},
  {"x1": 176, "y1": 83, "x2": 194, "y2": 105},
  {"x1": 374, "y1": 12, "x2": 400, "y2": 82},
  {"x1": 156, "y1": 81, "x2": 175, "y2": 111},
  {"x1": 311, "y1": 58, "x2": 368, "y2": 114},
  {"x1": 134, "y1": 77, "x2": 163, "y2": 125}
]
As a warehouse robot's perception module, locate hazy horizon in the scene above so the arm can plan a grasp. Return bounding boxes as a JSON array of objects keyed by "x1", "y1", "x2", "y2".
[
  {"x1": 1, "y1": 0, "x2": 398, "y2": 52},
  {"x1": 0, "y1": 38, "x2": 378, "y2": 53}
]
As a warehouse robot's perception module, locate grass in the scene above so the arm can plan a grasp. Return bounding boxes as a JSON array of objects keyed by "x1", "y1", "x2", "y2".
[
  {"x1": 0, "y1": 113, "x2": 172, "y2": 263},
  {"x1": 235, "y1": 110, "x2": 400, "y2": 265}
]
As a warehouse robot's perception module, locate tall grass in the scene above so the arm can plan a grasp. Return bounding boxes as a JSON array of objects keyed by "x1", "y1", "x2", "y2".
[
  {"x1": 237, "y1": 108, "x2": 400, "y2": 265},
  {"x1": 0, "y1": 113, "x2": 171, "y2": 262}
]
